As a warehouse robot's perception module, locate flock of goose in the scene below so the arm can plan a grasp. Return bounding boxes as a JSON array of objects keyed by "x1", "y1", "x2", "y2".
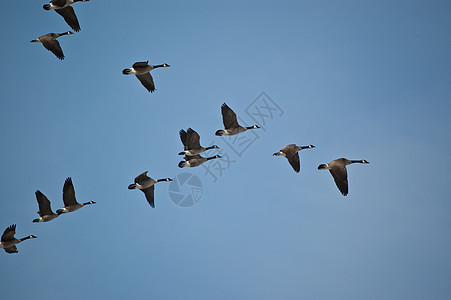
[{"x1": 1, "y1": 0, "x2": 370, "y2": 254}]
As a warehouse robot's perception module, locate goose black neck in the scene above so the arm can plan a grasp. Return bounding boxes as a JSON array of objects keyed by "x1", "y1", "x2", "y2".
[
  {"x1": 350, "y1": 160, "x2": 364, "y2": 164},
  {"x1": 153, "y1": 64, "x2": 166, "y2": 68},
  {"x1": 206, "y1": 156, "x2": 219, "y2": 161},
  {"x1": 157, "y1": 178, "x2": 171, "y2": 182},
  {"x1": 20, "y1": 235, "x2": 35, "y2": 241}
]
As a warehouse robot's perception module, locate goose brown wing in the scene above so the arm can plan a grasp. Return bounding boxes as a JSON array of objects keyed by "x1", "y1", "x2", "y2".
[
  {"x1": 1, "y1": 224, "x2": 16, "y2": 242},
  {"x1": 4, "y1": 245, "x2": 18, "y2": 254},
  {"x1": 35, "y1": 190, "x2": 54, "y2": 216},
  {"x1": 51, "y1": 0, "x2": 67, "y2": 7},
  {"x1": 135, "y1": 171, "x2": 151, "y2": 184},
  {"x1": 136, "y1": 73, "x2": 155, "y2": 92},
  {"x1": 132, "y1": 61, "x2": 149, "y2": 68},
  {"x1": 286, "y1": 151, "x2": 300, "y2": 173},
  {"x1": 221, "y1": 103, "x2": 239, "y2": 129},
  {"x1": 187, "y1": 128, "x2": 201, "y2": 149},
  {"x1": 179, "y1": 129, "x2": 187, "y2": 148},
  {"x1": 329, "y1": 166, "x2": 348, "y2": 196},
  {"x1": 141, "y1": 185, "x2": 155, "y2": 208},
  {"x1": 63, "y1": 177, "x2": 78, "y2": 206},
  {"x1": 41, "y1": 36, "x2": 65, "y2": 60},
  {"x1": 55, "y1": 6, "x2": 81, "y2": 32}
]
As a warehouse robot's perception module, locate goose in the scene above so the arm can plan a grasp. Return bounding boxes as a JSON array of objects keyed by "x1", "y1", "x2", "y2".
[
  {"x1": 273, "y1": 144, "x2": 315, "y2": 173},
  {"x1": 56, "y1": 177, "x2": 95, "y2": 214},
  {"x1": 179, "y1": 128, "x2": 219, "y2": 156},
  {"x1": 33, "y1": 190, "x2": 59, "y2": 223},
  {"x1": 128, "y1": 171, "x2": 172, "y2": 208},
  {"x1": 215, "y1": 103, "x2": 260, "y2": 136},
  {"x1": 0, "y1": 224, "x2": 37, "y2": 254},
  {"x1": 318, "y1": 158, "x2": 369, "y2": 196},
  {"x1": 43, "y1": 0, "x2": 89, "y2": 32},
  {"x1": 30, "y1": 31, "x2": 73, "y2": 60},
  {"x1": 178, "y1": 154, "x2": 221, "y2": 168},
  {"x1": 122, "y1": 61, "x2": 170, "y2": 92}
]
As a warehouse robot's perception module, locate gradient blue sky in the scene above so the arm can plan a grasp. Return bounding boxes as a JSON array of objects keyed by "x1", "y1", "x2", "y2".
[{"x1": 1, "y1": 1, "x2": 451, "y2": 299}]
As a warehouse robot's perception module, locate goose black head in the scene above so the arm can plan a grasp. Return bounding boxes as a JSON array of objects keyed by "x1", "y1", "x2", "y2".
[
  {"x1": 215, "y1": 130, "x2": 225, "y2": 136},
  {"x1": 318, "y1": 164, "x2": 329, "y2": 170}
]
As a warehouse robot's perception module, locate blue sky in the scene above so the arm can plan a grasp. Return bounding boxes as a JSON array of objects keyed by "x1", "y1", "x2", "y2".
[{"x1": 1, "y1": 0, "x2": 451, "y2": 299}]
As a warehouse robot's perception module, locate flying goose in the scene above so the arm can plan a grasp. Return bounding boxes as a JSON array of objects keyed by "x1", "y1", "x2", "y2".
[
  {"x1": 56, "y1": 177, "x2": 95, "y2": 214},
  {"x1": 33, "y1": 190, "x2": 59, "y2": 223},
  {"x1": 215, "y1": 103, "x2": 260, "y2": 136},
  {"x1": 179, "y1": 128, "x2": 219, "y2": 156},
  {"x1": 273, "y1": 144, "x2": 315, "y2": 173},
  {"x1": 122, "y1": 61, "x2": 170, "y2": 92},
  {"x1": 128, "y1": 171, "x2": 172, "y2": 208},
  {"x1": 0, "y1": 224, "x2": 37, "y2": 254},
  {"x1": 178, "y1": 154, "x2": 222, "y2": 168},
  {"x1": 318, "y1": 158, "x2": 369, "y2": 196},
  {"x1": 30, "y1": 31, "x2": 73, "y2": 60},
  {"x1": 43, "y1": 0, "x2": 89, "y2": 32}
]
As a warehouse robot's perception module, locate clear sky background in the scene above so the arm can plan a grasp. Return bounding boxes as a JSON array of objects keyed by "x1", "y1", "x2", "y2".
[{"x1": 1, "y1": 0, "x2": 451, "y2": 299}]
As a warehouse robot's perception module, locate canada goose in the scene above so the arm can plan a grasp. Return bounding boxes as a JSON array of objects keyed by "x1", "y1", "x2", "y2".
[
  {"x1": 178, "y1": 154, "x2": 222, "y2": 168},
  {"x1": 318, "y1": 158, "x2": 369, "y2": 196},
  {"x1": 33, "y1": 190, "x2": 59, "y2": 223},
  {"x1": 179, "y1": 128, "x2": 219, "y2": 156},
  {"x1": 128, "y1": 171, "x2": 172, "y2": 208},
  {"x1": 122, "y1": 61, "x2": 170, "y2": 92},
  {"x1": 215, "y1": 103, "x2": 260, "y2": 136},
  {"x1": 56, "y1": 177, "x2": 95, "y2": 214},
  {"x1": 30, "y1": 31, "x2": 73, "y2": 60},
  {"x1": 0, "y1": 224, "x2": 37, "y2": 254},
  {"x1": 43, "y1": 0, "x2": 89, "y2": 32},
  {"x1": 273, "y1": 144, "x2": 315, "y2": 173}
]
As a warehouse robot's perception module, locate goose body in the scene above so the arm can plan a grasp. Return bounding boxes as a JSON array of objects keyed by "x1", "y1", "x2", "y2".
[
  {"x1": 33, "y1": 190, "x2": 59, "y2": 222},
  {"x1": 178, "y1": 154, "x2": 221, "y2": 168},
  {"x1": 179, "y1": 128, "x2": 219, "y2": 156},
  {"x1": 43, "y1": 0, "x2": 89, "y2": 32},
  {"x1": 273, "y1": 144, "x2": 315, "y2": 173},
  {"x1": 122, "y1": 61, "x2": 170, "y2": 93},
  {"x1": 215, "y1": 103, "x2": 260, "y2": 136},
  {"x1": 0, "y1": 224, "x2": 37, "y2": 254},
  {"x1": 318, "y1": 158, "x2": 369, "y2": 196},
  {"x1": 30, "y1": 31, "x2": 73, "y2": 60},
  {"x1": 128, "y1": 171, "x2": 172, "y2": 208},
  {"x1": 56, "y1": 177, "x2": 95, "y2": 214}
]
